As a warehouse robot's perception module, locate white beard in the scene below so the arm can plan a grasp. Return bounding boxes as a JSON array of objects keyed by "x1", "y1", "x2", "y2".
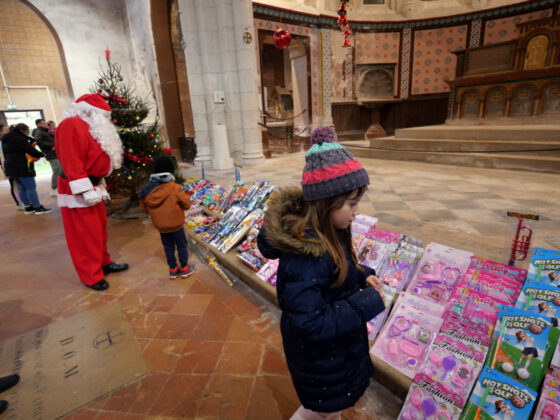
[{"x1": 62, "y1": 102, "x2": 123, "y2": 169}]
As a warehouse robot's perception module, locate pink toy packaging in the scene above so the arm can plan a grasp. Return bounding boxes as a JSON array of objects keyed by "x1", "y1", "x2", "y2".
[
  {"x1": 371, "y1": 302, "x2": 443, "y2": 379},
  {"x1": 446, "y1": 287, "x2": 509, "y2": 329},
  {"x1": 458, "y1": 267, "x2": 522, "y2": 304},
  {"x1": 407, "y1": 243, "x2": 473, "y2": 306},
  {"x1": 369, "y1": 227, "x2": 403, "y2": 244},
  {"x1": 417, "y1": 335, "x2": 487, "y2": 407},
  {"x1": 468, "y1": 256, "x2": 527, "y2": 284},
  {"x1": 398, "y1": 377, "x2": 463, "y2": 420},
  {"x1": 438, "y1": 319, "x2": 491, "y2": 347},
  {"x1": 535, "y1": 372, "x2": 560, "y2": 420}
]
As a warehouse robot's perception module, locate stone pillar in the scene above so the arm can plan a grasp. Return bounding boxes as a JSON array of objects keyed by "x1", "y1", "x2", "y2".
[
  {"x1": 233, "y1": 0, "x2": 265, "y2": 166},
  {"x1": 216, "y1": 0, "x2": 244, "y2": 156},
  {"x1": 320, "y1": 29, "x2": 333, "y2": 126},
  {"x1": 179, "y1": 0, "x2": 213, "y2": 166},
  {"x1": 290, "y1": 43, "x2": 310, "y2": 137}
]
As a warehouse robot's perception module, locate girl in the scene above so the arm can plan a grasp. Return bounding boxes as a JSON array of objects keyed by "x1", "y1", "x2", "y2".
[
  {"x1": 537, "y1": 302, "x2": 558, "y2": 327},
  {"x1": 494, "y1": 399, "x2": 514, "y2": 420},
  {"x1": 257, "y1": 126, "x2": 385, "y2": 420},
  {"x1": 515, "y1": 330, "x2": 537, "y2": 377}
]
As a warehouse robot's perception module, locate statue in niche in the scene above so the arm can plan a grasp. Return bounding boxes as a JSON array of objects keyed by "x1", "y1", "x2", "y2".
[{"x1": 523, "y1": 34, "x2": 549, "y2": 70}]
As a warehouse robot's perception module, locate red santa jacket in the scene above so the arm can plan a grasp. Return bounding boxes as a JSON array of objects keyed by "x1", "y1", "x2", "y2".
[{"x1": 55, "y1": 116, "x2": 111, "y2": 208}]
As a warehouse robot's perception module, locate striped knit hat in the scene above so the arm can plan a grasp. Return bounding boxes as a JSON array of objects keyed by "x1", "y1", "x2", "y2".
[{"x1": 301, "y1": 126, "x2": 369, "y2": 201}]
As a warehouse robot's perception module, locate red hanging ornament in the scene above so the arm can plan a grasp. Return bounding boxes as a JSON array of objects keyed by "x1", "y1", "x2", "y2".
[
  {"x1": 105, "y1": 47, "x2": 111, "y2": 60},
  {"x1": 338, "y1": 1, "x2": 351, "y2": 47},
  {"x1": 97, "y1": 88, "x2": 102, "y2": 93},
  {"x1": 273, "y1": 28, "x2": 291, "y2": 50}
]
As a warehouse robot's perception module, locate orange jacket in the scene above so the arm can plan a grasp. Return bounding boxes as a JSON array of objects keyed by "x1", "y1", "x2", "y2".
[{"x1": 140, "y1": 181, "x2": 190, "y2": 233}]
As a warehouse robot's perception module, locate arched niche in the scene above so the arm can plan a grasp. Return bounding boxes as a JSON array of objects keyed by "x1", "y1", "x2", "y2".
[
  {"x1": 511, "y1": 84, "x2": 536, "y2": 116},
  {"x1": 484, "y1": 86, "x2": 506, "y2": 117},
  {"x1": 460, "y1": 89, "x2": 480, "y2": 118}
]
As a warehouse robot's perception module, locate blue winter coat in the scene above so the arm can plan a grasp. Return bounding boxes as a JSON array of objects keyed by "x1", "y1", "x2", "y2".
[{"x1": 257, "y1": 188, "x2": 385, "y2": 412}]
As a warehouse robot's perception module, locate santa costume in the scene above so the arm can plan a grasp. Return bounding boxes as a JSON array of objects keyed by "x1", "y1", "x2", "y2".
[{"x1": 56, "y1": 94, "x2": 129, "y2": 291}]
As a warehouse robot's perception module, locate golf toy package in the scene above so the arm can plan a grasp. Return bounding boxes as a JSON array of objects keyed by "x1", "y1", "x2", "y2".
[
  {"x1": 515, "y1": 279, "x2": 560, "y2": 327},
  {"x1": 527, "y1": 247, "x2": 560, "y2": 285}
]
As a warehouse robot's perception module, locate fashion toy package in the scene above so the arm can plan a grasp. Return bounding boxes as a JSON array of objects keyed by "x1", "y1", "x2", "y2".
[
  {"x1": 370, "y1": 227, "x2": 403, "y2": 245},
  {"x1": 486, "y1": 305, "x2": 558, "y2": 391},
  {"x1": 356, "y1": 237, "x2": 397, "y2": 273},
  {"x1": 459, "y1": 268, "x2": 522, "y2": 304},
  {"x1": 534, "y1": 372, "x2": 560, "y2": 419},
  {"x1": 527, "y1": 247, "x2": 560, "y2": 285},
  {"x1": 256, "y1": 259, "x2": 279, "y2": 283},
  {"x1": 398, "y1": 377, "x2": 463, "y2": 420},
  {"x1": 460, "y1": 368, "x2": 537, "y2": 420},
  {"x1": 418, "y1": 335, "x2": 487, "y2": 406},
  {"x1": 407, "y1": 243, "x2": 473, "y2": 306},
  {"x1": 438, "y1": 318, "x2": 491, "y2": 347},
  {"x1": 351, "y1": 214, "x2": 378, "y2": 237},
  {"x1": 446, "y1": 287, "x2": 509, "y2": 330},
  {"x1": 515, "y1": 279, "x2": 560, "y2": 327},
  {"x1": 468, "y1": 256, "x2": 527, "y2": 284},
  {"x1": 371, "y1": 302, "x2": 443, "y2": 378}
]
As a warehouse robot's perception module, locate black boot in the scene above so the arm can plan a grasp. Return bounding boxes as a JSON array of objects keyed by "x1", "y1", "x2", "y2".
[
  {"x1": 0, "y1": 400, "x2": 7, "y2": 414},
  {"x1": 102, "y1": 262, "x2": 129, "y2": 275},
  {"x1": 86, "y1": 279, "x2": 110, "y2": 291},
  {"x1": 0, "y1": 374, "x2": 19, "y2": 393}
]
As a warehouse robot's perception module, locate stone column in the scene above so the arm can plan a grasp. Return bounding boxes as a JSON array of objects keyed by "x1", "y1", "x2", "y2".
[
  {"x1": 320, "y1": 29, "x2": 333, "y2": 126},
  {"x1": 216, "y1": 0, "x2": 244, "y2": 157},
  {"x1": 232, "y1": 0, "x2": 265, "y2": 166},
  {"x1": 179, "y1": 0, "x2": 213, "y2": 166},
  {"x1": 290, "y1": 43, "x2": 310, "y2": 137}
]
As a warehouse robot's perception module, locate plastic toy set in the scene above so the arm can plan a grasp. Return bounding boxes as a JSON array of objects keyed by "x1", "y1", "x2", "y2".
[{"x1": 527, "y1": 247, "x2": 560, "y2": 285}]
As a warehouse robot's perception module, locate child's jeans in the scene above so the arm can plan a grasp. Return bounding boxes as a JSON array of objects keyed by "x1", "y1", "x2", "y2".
[
  {"x1": 160, "y1": 228, "x2": 188, "y2": 269},
  {"x1": 290, "y1": 405, "x2": 341, "y2": 420}
]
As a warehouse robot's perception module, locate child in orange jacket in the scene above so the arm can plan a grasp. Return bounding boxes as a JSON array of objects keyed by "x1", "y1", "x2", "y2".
[{"x1": 139, "y1": 156, "x2": 193, "y2": 279}]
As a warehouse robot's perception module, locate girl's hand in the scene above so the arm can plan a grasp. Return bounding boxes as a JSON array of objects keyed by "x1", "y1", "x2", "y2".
[{"x1": 365, "y1": 275, "x2": 384, "y2": 301}]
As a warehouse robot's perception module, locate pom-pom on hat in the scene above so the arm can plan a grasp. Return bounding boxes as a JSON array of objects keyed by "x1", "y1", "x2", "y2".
[
  {"x1": 75, "y1": 94, "x2": 111, "y2": 112},
  {"x1": 153, "y1": 155, "x2": 174, "y2": 174},
  {"x1": 301, "y1": 126, "x2": 369, "y2": 201}
]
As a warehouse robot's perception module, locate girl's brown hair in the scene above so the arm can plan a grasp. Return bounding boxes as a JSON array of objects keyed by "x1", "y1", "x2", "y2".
[{"x1": 284, "y1": 186, "x2": 367, "y2": 288}]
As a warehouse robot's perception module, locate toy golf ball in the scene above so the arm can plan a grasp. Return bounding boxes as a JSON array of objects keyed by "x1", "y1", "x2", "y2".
[
  {"x1": 529, "y1": 324, "x2": 542, "y2": 334},
  {"x1": 501, "y1": 362, "x2": 514, "y2": 373},
  {"x1": 517, "y1": 368, "x2": 530, "y2": 379}
]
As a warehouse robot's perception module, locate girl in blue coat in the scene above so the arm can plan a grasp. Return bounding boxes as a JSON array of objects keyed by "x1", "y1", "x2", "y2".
[{"x1": 258, "y1": 126, "x2": 385, "y2": 419}]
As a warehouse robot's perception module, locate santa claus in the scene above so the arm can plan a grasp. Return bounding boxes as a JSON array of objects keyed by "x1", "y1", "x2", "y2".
[{"x1": 56, "y1": 94, "x2": 129, "y2": 291}]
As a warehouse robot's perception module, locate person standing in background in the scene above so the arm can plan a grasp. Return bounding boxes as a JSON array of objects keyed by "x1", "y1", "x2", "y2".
[
  {"x1": 33, "y1": 118, "x2": 61, "y2": 197},
  {"x1": 0, "y1": 123, "x2": 23, "y2": 209}
]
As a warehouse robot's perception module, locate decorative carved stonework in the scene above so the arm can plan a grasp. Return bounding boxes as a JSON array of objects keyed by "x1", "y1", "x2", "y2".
[
  {"x1": 357, "y1": 64, "x2": 395, "y2": 102},
  {"x1": 542, "y1": 82, "x2": 560, "y2": 114},
  {"x1": 511, "y1": 85, "x2": 536, "y2": 116},
  {"x1": 461, "y1": 90, "x2": 480, "y2": 118},
  {"x1": 485, "y1": 87, "x2": 506, "y2": 117}
]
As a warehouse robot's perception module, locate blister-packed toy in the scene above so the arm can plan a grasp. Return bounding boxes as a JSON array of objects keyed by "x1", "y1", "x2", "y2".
[
  {"x1": 459, "y1": 267, "x2": 522, "y2": 304},
  {"x1": 446, "y1": 287, "x2": 508, "y2": 329},
  {"x1": 468, "y1": 256, "x2": 527, "y2": 284},
  {"x1": 527, "y1": 247, "x2": 560, "y2": 284},
  {"x1": 398, "y1": 379, "x2": 462, "y2": 420},
  {"x1": 515, "y1": 279, "x2": 560, "y2": 328}
]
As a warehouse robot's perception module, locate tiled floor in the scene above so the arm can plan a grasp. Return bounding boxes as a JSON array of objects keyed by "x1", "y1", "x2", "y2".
[{"x1": 1, "y1": 153, "x2": 559, "y2": 419}]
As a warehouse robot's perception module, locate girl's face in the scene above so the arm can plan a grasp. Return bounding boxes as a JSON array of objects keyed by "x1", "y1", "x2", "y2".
[
  {"x1": 497, "y1": 401, "x2": 506, "y2": 410},
  {"x1": 519, "y1": 331, "x2": 528, "y2": 341},
  {"x1": 330, "y1": 190, "x2": 362, "y2": 230}
]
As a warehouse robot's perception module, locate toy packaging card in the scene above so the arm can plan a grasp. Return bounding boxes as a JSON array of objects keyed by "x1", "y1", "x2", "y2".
[
  {"x1": 460, "y1": 268, "x2": 522, "y2": 304},
  {"x1": 407, "y1": 243, "x2": 473, "y2": 307},
  {"x1": 351, "y1": 214, "x2": 378, "y2": 236},
  {"x1": 469, "y1": 256, "x2": 527, "y2": 284},
  {"x1": 460, "y1": 367, "x2": 537, "y2": 420},
  {"x1": 486, "y1": 305, "x2": 558, "y2": 391},
  {"x1": 215, "y1": 209, "x2": 264, "y2": 253},
  {"x1": 378, "y1": 249, "x2": 421, "y2": 300},
  {"x1": 356, "y1": 238, "x2": 396, "y2": 273},
  {"x1": 446, "y1": 287, "x2": 508, "y2": 329},
  {"x1": 527, "y1": 247, "x2": 560, "y2": 285},
  {"x1": 398, "y1": 378, "x2": 463, "y2": 420},
  {"x1": 439, "y1": 319, "x2": 491, "y2": 347},
  {"x1": 256, "y1": 259, "x2": 279, "y2": 282},
  {"x1": 237, "y1": 248, "x2": 268, "y2": 271},
  {"x1": 539, "y1": 372, "x2": 560, "y2": 405},
  {"x1": 370, "y1": 227, "x2": 403, "y2": 244},
  {"x1": 515, "y1": 279, "x2": 560, "y2": 327},
  {"x1": 371, "y1": 302, "x2": 443, "y2": 379},
  {"x1": 416, "y1": 335, "x2": 487, "y2": 407}
]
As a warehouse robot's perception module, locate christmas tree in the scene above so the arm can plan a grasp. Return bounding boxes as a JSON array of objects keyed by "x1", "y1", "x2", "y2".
[{"x1": 91, "y1": 48, "x2": 176, "y2": 211}]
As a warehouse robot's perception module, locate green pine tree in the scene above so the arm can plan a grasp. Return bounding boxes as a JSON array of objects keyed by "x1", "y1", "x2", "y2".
[{"x1": 90, "y1": 52, "x2": 177, "y2": 211}]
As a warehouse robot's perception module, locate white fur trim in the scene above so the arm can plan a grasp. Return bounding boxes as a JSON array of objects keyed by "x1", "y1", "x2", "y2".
[
  {"x1": 57, "y1": 185, "x2": 109, "y2": 208},
  {"x1": 62, "y1": 101, "x2": 123, "y2": 169},
  {"x1": 69, "y1": 177, "x2": 94, "y2": 194}
]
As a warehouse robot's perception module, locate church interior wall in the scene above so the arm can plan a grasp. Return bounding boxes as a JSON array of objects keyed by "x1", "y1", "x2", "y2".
[{"x1": 483, "y1": 8, "x2": 553, "y2": 45}]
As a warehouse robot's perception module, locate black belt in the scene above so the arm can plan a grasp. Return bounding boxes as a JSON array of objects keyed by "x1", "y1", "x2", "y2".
[{"x1": 60, "y1": 171, "x2": 103, "y2": 186}]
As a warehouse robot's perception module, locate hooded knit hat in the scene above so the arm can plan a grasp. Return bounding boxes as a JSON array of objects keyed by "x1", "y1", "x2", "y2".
[
  {"x1": 301, "y1": 126, "x2": 369, "y2": 201},
  {"x1": 153, "y1": 155, "x2": 174, "y2": 174},
  {"x1": 75, "y1": 94, "x2": 112, "y2": 112}
]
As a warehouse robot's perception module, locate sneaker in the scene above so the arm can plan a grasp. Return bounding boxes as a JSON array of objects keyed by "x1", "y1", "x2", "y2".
[
  {"x1": 50, "y1": 189, "x2": 57, "y2": 197},
  {"x1": 24, "y1": 205, "x2": 35, "y2": 214},
  {"x1": 169, "y1": 267, "x2": 179, "y2": 280},
  {"x1": 180, "y1": 264, "x2": 194, "y2": 278},
  {"x1": 17, "y1": 204, "x2": 25, "y2": 211},
  {"x1": 34, "y1": 205, "x2": 52, "y2": 215}
]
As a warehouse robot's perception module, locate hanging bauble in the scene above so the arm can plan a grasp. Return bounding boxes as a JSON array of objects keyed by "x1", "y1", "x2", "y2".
[
  {"x1": 273, "y1": 28, "x2": 291, "y2": 49},
  {"x1": 113, "y1": 119, "x2": 118, "y2": 124},
  {"x1": 128, "y1": 148, "x2": 133, "y2": 153},
  {"x1": 150, "y1": 134, "x2": 155, "y2": 138},
  {"x1": 97, "y1": 88, "x2": 103, "y2": 93},
  {"x1": 119, "y1": 76, "x2": 123, "y2": 81},
  {"x1": 127, "y1": 175, "x2": 132, "y2": 180},
  {"x1": 135, "y1": 116, "x2": 140, "y2": 121},
  {"x1": 98, "y1": 78, "x2": 104, "y2": 84}
]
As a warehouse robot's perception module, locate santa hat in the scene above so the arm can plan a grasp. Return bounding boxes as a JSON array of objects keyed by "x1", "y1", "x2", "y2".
[
  {"x1": 75, "y1": 94, "x2": 111, "y2": 112},
  {"x1": 301, "y1": 126, "x2": 369, "y2": 201}
]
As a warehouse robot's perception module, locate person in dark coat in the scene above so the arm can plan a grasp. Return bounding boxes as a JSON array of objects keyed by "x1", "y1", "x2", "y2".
[
  {"x1": 257, "y1": 126, "x2": 385, "y2": 419},
  {"x1": 0, "y1": 124, "x2": 23, "y2": 209},
  {"x1": 1, "y1": 123, "x2": 51, "y2": 214},
  {"x1": 33, "y1": 118, "x2": 61, "y2": 196}
]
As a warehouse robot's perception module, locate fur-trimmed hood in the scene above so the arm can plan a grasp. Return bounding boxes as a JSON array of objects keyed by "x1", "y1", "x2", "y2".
[{"x1": 260, "y1": 187, "x2": 325, "y2": 258}]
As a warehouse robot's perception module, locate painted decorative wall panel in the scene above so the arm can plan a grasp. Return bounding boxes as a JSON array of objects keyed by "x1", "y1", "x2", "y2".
[{"x1": 483, "y1": 9, "x2": 553, "y2": 45}]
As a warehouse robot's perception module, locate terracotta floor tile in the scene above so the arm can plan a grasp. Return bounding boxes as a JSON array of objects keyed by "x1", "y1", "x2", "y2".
[
  {"x1": 143, "y1": 339, "x2": 188, "y2": 372},
  {"x1": 197, "y1": 374, "x2": 255, "y2": 419},
  {"x1": 149, "y1": 373, "x2": 211, "y2": 417},
  {"x1": 215, "y1": 342, "x2": 263, "y2": 375},
  {"x1": 261, "y1": 346, "x2": 289, "y2": 375},
  {"x1": 155, "y1": 314, "x2": 200, "y2": 339},
  {"x1": 190, "y1": 314, "x2": 235, "y2": 341},
  {"x1": 202, "y1": 296, "x2": 235, "y2": 316},
  {"x1": 170, "y1": 294, "x2": 212, "y2": 315},
  {"x1": 128, "y1": 372, "x2": 171, "y2": 414},
  {"x1": 246, "y1": 375, "x2": 299, "y2": 420},
  {"x1": 96, "y1": 412, "x2": 144, "y2": 420},
  {"x1": 186, "y1": 280, "x2": 211, "y2": 294},
  {"x1": 126, "y1": 313, "x2": 169, "y2": 339},
  {"x1": 157, "y1": 277, "x2": 196, "y2": 295},
  {"x1": 174, "y1": 340, "x2": 224, "y2": 374},
  {"x1": 222, "y1": 294, "x2": 263, "y2": 319},
  {"x1": 119, "y1": 293, "x2": 154, "y2": 314},
  {"x1": 66, "y1": 407, "x2": 99, "y2": 420},
  {"x1": 226, "y1": 317, "x2": 263, "y2": 343},
  {"x1": 145, "y1": 295, "x2": 182, "y2": 313}
]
